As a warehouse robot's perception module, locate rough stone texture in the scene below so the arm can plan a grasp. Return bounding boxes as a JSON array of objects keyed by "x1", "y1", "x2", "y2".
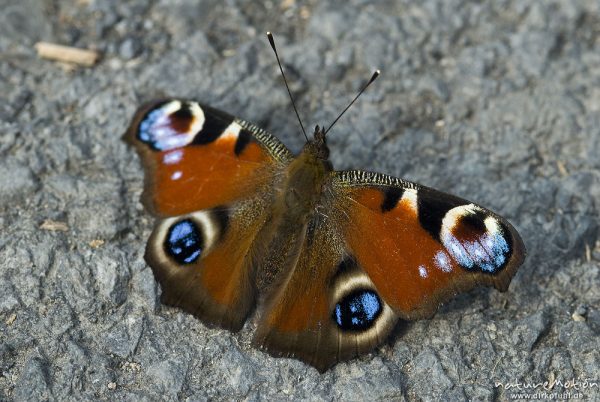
[{"x1": 1, "y1": 0, "x2": 599, "y2": 400}]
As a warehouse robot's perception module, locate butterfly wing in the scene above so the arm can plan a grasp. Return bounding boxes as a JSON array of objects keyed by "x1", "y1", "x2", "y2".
[
  {"x1": 254, "y1": 209, "x2": 398, "y2": 372},
  {"x1": 125, "y1": 99, "x2": 292, "y2": 330},
  {"x1": 124, "y1": 99, "x2": 292, "y2": 216},
  {"x1": 254, "y1": 170, "x2": 525, "y2": 371},
  {"x1": 332, "y1": 170, "x2": 525, "y2": 320}
]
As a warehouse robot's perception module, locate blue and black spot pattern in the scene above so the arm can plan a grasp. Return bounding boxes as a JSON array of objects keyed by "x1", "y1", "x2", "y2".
[
  {"x1": 137, "y1": 101, "x2": 180, "y2": 151},
  {"x1": 164, "y1": 219, "x2": 203, "y2": 265},
  {"x1": 443, "y1": 216, "x2": 513, "y2": 274},
  {"x1": 333, "y1": 289, "x2": 382, "y2": 331}
]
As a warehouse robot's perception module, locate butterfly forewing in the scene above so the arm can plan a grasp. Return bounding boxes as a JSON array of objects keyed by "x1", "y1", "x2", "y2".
[
  {"x1": 124, "y1": 99, "x2": 292, "y2": 216},
  {"x1": 332, "y1": 170, "x2": 526, "y2": 320}
]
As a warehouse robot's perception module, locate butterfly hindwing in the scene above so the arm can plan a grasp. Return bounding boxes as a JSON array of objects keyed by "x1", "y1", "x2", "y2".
[
  {"x1": 125, "y1": 99, "x2": 293, "y2": 330},
  {"x1": 253, "y1": 210, "x2": 398, "y2": 372},
  {"x1": 146, "y1": 200, "x2": 269, "y2": 330},
  {"x1": 332, "y1": 170, "x2": 526, "y2": 320}
]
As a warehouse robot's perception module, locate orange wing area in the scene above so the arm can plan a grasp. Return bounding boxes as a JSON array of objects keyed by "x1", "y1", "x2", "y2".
[
  {"x1": 334, "y1": 172, "x2": 525, "y2": 320},
  {"x1": 258, "y1": 239, "x2": 332, "y2": 333},
  {"x1": 124, "y1": 99, "x2": 291, "y2": 217},
  {"x1": 146, "y1": 138, "x2": 271, "y2": 216}
]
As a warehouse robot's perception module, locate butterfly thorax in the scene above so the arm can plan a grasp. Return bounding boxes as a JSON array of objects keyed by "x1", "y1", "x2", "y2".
[{"x1": 283, "y1": 130, "x2": 332, "y2": 211}]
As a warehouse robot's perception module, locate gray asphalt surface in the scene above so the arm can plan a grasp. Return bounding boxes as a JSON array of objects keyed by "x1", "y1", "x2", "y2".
[{"x1": 1, "y1": 0, "x2": 599, "y2": 400}]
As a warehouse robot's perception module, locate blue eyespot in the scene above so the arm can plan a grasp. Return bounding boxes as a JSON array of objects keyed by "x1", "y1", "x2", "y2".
[
  {"x1": 164, "y1": 219, "x2": 203, "y2": 265},
  {"x1": 333, "y1": 289, "x2": 382, "y2": 331},
  {"x1": 137, "y1": 102, "x2": 196, "y2": 151},
  {"x1": 442, "y1": 215, "x2": 512, "y2": 274}
]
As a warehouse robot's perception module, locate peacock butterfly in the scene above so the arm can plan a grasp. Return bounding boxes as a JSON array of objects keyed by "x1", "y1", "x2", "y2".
[{"x1": 124, "y1": 33, "x2": 526, "y2": 372}]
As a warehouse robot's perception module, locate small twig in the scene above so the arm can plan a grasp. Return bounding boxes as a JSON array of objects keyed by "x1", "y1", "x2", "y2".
[
  {"x1": 35, "y1": 42, "x2": 100, "y2": 67},
  {"x1": 40, "y1": 219, "x2": 69, "y2": 232}
]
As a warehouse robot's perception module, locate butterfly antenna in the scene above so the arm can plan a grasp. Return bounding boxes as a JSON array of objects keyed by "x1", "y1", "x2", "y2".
[
  {"x1": 324, "y1": 70, "x2": 380, "y2": 135},
  {"x1": 267, "y1": 32, "x2": 309, "y2": 142}
]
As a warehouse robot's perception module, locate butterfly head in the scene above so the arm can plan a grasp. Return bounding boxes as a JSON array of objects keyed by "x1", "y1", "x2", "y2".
[
  {"x1": 266, "y1": 32, "x2": 379, "y2": 161},
  {"x1": 306, "y1": 124, "x2": 330, "y2": 161}
]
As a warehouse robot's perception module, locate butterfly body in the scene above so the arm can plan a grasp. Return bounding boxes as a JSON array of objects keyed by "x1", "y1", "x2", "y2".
[
  {"x1": 125, "y1": 98, "x2": 525, "y2": 371},
  {"x1": 275, "y1": 133, "x2": 331, "y2": 227}
]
